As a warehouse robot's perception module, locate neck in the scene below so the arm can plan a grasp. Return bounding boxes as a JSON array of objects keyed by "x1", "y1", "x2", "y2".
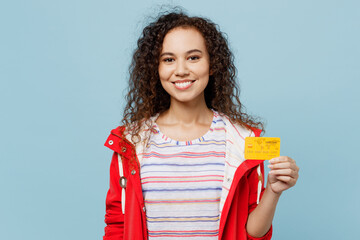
[{"x1": 161, "y1": 95, "x2": 213, "y2": 125}]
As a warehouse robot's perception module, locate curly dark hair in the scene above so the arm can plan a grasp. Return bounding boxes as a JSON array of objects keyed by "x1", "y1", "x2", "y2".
[{"x1": 122, "y1": 10, "x2": 264, "y2": 143}]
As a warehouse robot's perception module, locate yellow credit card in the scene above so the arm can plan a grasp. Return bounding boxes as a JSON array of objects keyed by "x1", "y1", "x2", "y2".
[{"x1": 245, "y1": 137, "x2": 281, "y2": 160}]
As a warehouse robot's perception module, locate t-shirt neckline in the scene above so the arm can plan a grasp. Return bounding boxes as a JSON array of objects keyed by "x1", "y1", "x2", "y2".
[{"x1": 152, "y1": 110, "x2": 218, "y2": 145}]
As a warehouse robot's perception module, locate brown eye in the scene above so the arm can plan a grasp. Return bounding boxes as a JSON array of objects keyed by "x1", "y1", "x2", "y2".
[
  {"x1": 188, "y1": 56, "x2": 200, "y2": 61},
  {"x1": 163, "y1": 58, "x2": 175, "y2": 62}
]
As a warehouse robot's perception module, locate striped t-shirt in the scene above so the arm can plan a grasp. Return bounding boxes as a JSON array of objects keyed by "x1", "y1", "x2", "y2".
[{"x1": 141, "y1": 111, "x2": 226, "y2": 239}]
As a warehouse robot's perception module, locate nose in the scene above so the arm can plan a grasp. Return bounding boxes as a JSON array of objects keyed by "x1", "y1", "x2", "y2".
[{"x1": 175, "y1": 59, "x2": 189, "y2": 77}]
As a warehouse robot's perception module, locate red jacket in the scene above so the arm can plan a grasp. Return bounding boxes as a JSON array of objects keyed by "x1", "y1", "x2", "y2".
[{"x1": 103, "y1": 117, "x2": 272, "y2": 240}]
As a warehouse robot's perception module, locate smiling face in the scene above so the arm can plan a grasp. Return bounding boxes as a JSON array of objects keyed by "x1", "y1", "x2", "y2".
[{"x1": 158, "y1": 27, "x2": 211, "y2": 105}]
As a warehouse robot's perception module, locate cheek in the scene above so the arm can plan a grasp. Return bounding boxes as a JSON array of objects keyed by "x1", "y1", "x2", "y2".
[
  {"x1": 196, "y1": 63, "x2": 210, "y2": 78},
  {"x1": 158, "y1": 66, "x2": 172, "y2": 92},
  {"x1": 158, "y1": 65, "x2": 173, "y2": 81}
]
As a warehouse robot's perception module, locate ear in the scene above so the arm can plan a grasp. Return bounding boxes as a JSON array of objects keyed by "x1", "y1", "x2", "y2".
[{"x1": 209, "y1": 69, "x2": 214, "y2": 76}]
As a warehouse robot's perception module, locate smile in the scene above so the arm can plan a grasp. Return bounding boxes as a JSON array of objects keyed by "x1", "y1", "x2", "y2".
[{"x1": 172, "y1": 80, "x2": 196, "y2": 90}]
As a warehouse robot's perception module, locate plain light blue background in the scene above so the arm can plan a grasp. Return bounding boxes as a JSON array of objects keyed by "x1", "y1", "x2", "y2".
[{"x1": 1, "y1": 0, "x2": 359, "y2": 239}]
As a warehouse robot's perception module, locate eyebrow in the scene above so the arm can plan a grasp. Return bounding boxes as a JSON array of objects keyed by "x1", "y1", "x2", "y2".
[{"x1": 160, "y1": 49, "x2": 203, "y2": 57}]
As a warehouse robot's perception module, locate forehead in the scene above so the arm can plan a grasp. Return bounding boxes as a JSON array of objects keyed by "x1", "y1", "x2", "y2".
[{"x1": 161, "y1": 27, "x2": 207, "y2": 53}]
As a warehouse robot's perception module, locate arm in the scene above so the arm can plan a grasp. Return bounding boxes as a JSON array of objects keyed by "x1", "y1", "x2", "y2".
[
  {"x1": 103, "y1": 152, "x2": 124, "y2": 240},
  {"x1": 246, "y1": 156, "x2": 299, "y2": 238}
]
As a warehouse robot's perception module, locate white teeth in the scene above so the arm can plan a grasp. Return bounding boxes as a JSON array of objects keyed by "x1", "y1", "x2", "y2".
[{"x1": 175, "y1": 81, "x2": 192, "y2": 88}]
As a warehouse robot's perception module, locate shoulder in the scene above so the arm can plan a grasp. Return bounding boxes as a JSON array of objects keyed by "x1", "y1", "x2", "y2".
[
  {"x1": 218, "y1": 113, "x2": 261, "y2": 137},
  {"x1": 104, "y1": 125, "x2": 127, "y2": 152},
  {"x1": 105, "y1": 116, "x2": 157, "y2": 147},
  {"x1": 110, "y1": 125, "x2": 126, "y2": 136}
]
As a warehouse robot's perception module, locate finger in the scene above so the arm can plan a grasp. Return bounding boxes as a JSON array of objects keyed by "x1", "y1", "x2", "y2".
[
  {"x1": 276, "y1": 175, "x2": 297, "y2": 185},
  {"x1": 269, "y1": 168, "x2": 297, "y2": 177},
  {"x1": 270, "y1": 169, "x2": 299, "y2": 182},
  {"x1": 268, "y1": 162, "x2": 298, "y2": 171},
  {"x1": 269, "y1": 156, "x2": 294, "y2": 164}
]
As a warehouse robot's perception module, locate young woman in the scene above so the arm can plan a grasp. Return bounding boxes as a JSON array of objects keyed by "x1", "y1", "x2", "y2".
[{"x1": 103, "y1": 11, "x2": 299, "y2": 240}]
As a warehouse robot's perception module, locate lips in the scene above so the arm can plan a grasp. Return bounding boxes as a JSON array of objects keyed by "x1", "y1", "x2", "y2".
[{"x1": 172, "y1": 80, "x2": 196, "y2": 90}]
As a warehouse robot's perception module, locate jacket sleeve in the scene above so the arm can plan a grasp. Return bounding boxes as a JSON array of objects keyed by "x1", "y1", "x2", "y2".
[
  {"x1": 103, "y1": 152, "x2": 125, "y2": 240},
  {"x1": 246, "y1": 163, "x2": 273, "y2": 240}
]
